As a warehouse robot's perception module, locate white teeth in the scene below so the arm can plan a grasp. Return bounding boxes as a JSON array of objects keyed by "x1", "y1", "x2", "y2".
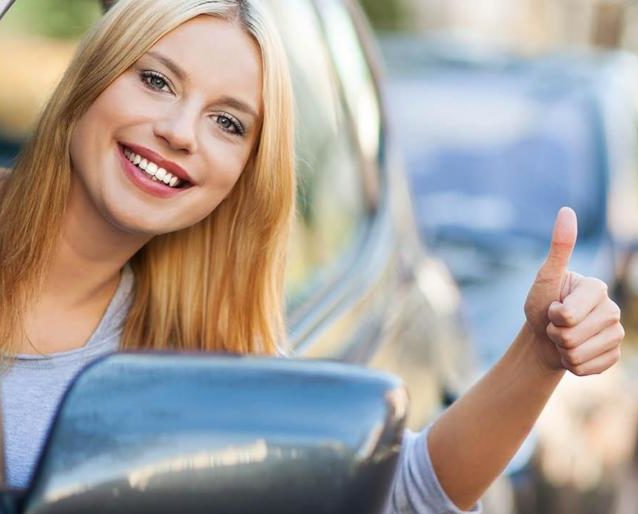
[
  {"x1": 124, "y1": 147, "x2": 184, "y2": 189},
  {"x1": 155, "y1": 167, "x2": 166, "y2": 181}
]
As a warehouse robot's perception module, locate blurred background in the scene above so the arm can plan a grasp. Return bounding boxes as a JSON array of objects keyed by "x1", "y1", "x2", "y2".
[
  {"x1": 3, "y1": 0, "x2": 638, "y2": 512},
  {"x1": 360, "y1": 1, "x2": 638, "y2": 513}
]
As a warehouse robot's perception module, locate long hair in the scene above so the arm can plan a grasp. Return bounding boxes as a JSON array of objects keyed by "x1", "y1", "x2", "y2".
[{"x1": 0, "y1": 0, "x2": 295, "y2": 357}]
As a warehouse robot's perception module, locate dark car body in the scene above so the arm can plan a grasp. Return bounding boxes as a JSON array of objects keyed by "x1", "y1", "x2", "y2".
[{"x1": 0, "y1": 0, "x2": 481, "y2": 509}]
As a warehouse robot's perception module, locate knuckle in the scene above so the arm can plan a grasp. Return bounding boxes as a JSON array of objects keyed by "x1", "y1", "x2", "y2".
[
  {"x1": 559, "y1": 331, "x2": 577, "y2": 349},
  {"x1": 560, "y1": 308, "x2": 577, "y2": 326},
  {"x1": 607, "y1": 301, "x2": 622, "y2": 322},
  {"x1": 587, "y1": 277, "x2": 608, "y2": 294},
  {"x1": 565, "y1": 350, "x2": 583, "y2": 367},
  {"x1": 617, "y1": 324, "x2": 626, "y2": 341},
  {"x1": 602, "y1": 298, "x2": 622, "y2": 322},
  {"x1": 535, "y1": 267, "x2": 553, "y2": 284},
  {"x1": 613, "y1": 347, "x2": 622, "y2": 362},
  {"x1": 571, "y1": 364, "x2": 588, "y2": 377}
]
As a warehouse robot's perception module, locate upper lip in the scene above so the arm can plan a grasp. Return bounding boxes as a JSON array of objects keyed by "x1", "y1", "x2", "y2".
[{"x1": 120, "y1": 142, "x2": 194, "y2": 184}]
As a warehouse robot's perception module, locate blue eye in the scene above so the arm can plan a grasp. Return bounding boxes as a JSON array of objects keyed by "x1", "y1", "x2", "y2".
[
  {"x1": 140, "y1": 71, "x2": 172, "y2": 93},
  {"x1": 215, "y1": 114, "x2": 245, "y2": 136}
]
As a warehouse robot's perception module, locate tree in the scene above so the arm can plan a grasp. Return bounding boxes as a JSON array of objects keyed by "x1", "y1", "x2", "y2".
[
  {"x1": 358, "y1": 0, "x2": 414, "y2": 31},
  {"x1": 5, "y1": 0, "x2": 100, "y2": 39}
]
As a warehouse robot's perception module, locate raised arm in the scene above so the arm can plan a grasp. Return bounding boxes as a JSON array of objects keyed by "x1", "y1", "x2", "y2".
[{"x1": 427, "y1": 207, "x2": 624, "y2": 510}]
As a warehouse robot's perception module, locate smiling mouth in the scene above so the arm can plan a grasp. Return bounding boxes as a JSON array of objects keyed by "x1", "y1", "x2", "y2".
[{"x1": 121, "y1": 145, "x2": 191, "y2": 189}]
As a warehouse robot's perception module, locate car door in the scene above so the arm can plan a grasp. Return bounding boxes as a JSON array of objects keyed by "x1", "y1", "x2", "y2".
[
  {"x1": 271, "y1": 0, "x2": 475, "y2": 429},
  {"x1": 0, "y1": 0, "x2": 475, "y2": 431}
]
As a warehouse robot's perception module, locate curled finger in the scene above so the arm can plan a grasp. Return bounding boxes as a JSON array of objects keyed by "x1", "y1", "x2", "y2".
[
  {"x1": 549, "y1": 276, "x2": 609, "y2": 327},
  {"x1": 563, "y1": 346, "x2": 622, "y2": 377},
  {"x1": 546, "y1": 298, "x2": 622, "y2": 350},
  {"x1": 557, "y1": 322, "x2": 624, "y2": 368}
]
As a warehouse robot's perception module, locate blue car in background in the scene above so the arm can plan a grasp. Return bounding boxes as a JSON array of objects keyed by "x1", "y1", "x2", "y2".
[
  {"x1": 381, "y1": 36, "x2": 638, "y2": 512},
  {"x1": 382, "y1": 38, "x2": 638, "y2": 370}
]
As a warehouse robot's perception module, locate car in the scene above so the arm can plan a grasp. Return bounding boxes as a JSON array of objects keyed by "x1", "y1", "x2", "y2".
[
  {"x1": 0, "y1": 1, "x2": 486, "y2": 512},
  {"x1": 381, "y1": 38, "x2": 638, "y2": 366},
  {"x1": 381, "y1": 35, "x2": 638, "y2": 513},
  {"x1": 18, "y1": 354, "x2": 411, "y2": 514}
]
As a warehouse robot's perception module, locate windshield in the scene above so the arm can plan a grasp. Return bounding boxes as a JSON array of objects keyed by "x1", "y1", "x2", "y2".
[{"x1": 393, "y1": 69, "x2": 607, "y2": 267}]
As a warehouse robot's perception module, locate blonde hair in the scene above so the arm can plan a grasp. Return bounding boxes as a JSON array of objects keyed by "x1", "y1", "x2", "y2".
[{"x1": 0, "y1": 0, "x2": 295, "y2": 357}]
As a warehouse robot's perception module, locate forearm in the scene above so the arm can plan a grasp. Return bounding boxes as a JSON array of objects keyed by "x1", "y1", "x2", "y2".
[{"x1": 428, "y1": 323, "x2": 564, "y2": 510}]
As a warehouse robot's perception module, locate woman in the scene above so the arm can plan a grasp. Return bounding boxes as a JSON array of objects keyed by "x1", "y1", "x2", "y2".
[{"x1": 0, "y1": 0, "x2": 624, "y2": 513}]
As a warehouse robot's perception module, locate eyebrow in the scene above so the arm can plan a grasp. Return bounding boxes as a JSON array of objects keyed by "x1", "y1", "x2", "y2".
[
  {"x1": 145, "y1": 51, "x2": 259, "y2": 120},
  {"x1": 214, "y1": 96, "x2": 259, "y2": 120},
  {"x1": 147, "y1": 51, "x2": 185, "y2": 81}
]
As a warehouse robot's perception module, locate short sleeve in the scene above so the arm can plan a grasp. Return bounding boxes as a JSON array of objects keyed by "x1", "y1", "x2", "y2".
[{"x1": 382, "y1": 425, "x2": 482, "y2": 514}]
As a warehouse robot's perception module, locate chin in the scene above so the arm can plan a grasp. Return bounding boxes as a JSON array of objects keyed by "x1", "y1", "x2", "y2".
[{"x1": 102, "y1": 206, "x2": 189, "y2": 237}]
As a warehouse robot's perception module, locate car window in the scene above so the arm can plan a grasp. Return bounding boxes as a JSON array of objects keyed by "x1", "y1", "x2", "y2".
[
  {"x1": 317, "y1": 0, "x2": 381, "y2": 166},
  {"x1": 266, "y1": 0, "x2": 370, "y2": 312},
  {"x1": 0, "y1": 0, "x2": 101, "y2": 166}
]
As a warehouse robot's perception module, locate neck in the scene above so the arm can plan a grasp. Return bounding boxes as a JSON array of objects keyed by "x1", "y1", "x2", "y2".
[{"x1": 43, "y1": 182, "x2": 150, "y2": 307}]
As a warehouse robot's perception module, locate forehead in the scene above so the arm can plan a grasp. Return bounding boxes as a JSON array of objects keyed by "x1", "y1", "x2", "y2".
[{"x1": 148, "y1": 15, "x2": 263, "y2": 113}]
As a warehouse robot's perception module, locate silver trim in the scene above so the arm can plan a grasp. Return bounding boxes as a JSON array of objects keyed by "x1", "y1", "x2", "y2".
[{"x1": 0, "y1": 0, "x2": 15, "y2": 20}]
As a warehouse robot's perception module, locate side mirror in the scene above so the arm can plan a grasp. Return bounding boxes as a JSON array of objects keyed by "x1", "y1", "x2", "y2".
[
  {"x1": 0, "y1": 0, "x2": 15, "y2": 20},
  {"x1": 22, "y1": 354, "x2": 408, "y2": 514}
]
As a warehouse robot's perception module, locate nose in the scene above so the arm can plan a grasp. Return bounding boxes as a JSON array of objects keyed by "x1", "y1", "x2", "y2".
[{"x1": 153, "y1": 105, "x2": 199, "y2": 154}]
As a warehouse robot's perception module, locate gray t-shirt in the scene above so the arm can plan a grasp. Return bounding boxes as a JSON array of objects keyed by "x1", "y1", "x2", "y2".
[
  {"x1": 0, "y1": 268, "x2": 479, "y2": 514},
  {"x1": 1, "y1": 266, "x2": 133, "y2": 490}
]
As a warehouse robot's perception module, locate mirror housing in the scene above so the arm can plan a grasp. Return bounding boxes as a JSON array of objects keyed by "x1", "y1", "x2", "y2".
[{"x1": 23, "y1": 354, "x2": 407, "y2": 514}]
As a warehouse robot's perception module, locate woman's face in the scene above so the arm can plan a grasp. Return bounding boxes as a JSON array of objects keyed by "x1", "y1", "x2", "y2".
[{"x1": 69, "y1": 15, "x2": 263, "y2": 236}]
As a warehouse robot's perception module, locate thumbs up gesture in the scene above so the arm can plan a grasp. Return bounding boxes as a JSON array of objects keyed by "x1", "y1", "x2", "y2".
[{"x1": 524, "y1": 207, "x2": 624, "y2": 375}]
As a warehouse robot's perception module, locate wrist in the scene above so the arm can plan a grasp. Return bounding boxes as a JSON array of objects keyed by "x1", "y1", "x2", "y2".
[{"x1": 518, "y1": 322, "x2": 566, "y2": 379}]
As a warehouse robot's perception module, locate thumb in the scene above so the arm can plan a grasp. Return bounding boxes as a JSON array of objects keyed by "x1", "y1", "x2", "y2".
[{"x1": 538, "y1": 207, "x2": 578, "y2": 285}]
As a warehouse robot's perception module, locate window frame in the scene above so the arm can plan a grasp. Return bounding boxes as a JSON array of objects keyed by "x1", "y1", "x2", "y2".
[{"x1": 285, "y1": 0, "x2": 397, "y2": 351}]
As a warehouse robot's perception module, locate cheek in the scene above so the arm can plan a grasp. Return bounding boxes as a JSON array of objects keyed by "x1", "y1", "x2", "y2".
[
  {"x1": 70, "y1": 81, "x2": 130, "y2": 163},
  {"x1": 202, "y1": 140, "x2": 255, "y2": 194},
  {"x1": 69, "y1": 111, "x2": 100, "y2": 178}
]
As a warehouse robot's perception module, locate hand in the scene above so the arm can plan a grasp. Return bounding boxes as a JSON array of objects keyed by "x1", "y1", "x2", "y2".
[{"x1": 524, "y1": 207, "x2": 624, "y2": 374}]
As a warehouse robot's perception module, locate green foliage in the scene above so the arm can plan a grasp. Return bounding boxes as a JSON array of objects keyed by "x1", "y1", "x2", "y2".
[
  {"x1": 3, "y1": 0, "x2": 101, "y2": 39},
  {"x1": 358, "y1": 0, "x2": 412, "y2": 32}
]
